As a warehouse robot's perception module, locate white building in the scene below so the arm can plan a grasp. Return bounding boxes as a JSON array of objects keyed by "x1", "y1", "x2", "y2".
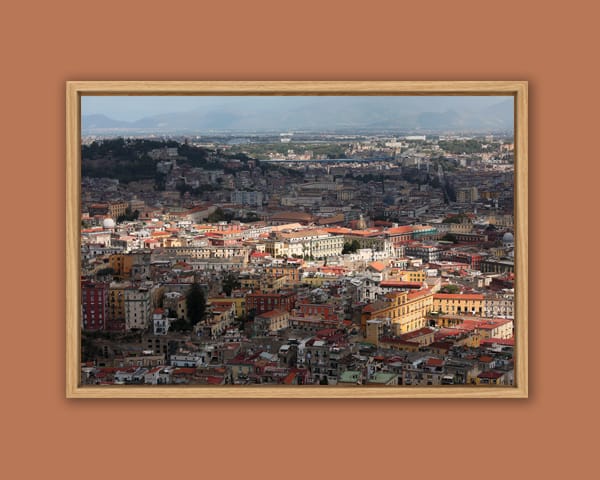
[
  {"x1": 170, "y1": 353, "x2": 205, "y2": 368},
  {"x1": 152, "y1": 310, "x2": 171, "y2": 335},
  {"x1": 484, "y1": 291, "x2": 515, "y2": 319}
]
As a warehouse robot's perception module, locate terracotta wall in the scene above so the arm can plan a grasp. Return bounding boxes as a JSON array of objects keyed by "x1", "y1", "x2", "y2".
[{"x1": 2, "y1": 1, "x2": 597, "y2": 479}]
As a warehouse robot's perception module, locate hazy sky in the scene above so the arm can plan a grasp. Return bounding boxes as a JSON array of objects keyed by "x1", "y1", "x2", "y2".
[{"x1": 81, "y1": 95, "x2": 511, "y2": 122}]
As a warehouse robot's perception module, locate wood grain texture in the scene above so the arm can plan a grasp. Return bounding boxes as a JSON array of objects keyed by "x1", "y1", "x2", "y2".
[
  {"x1": 67, "y1": 80, "x2": 525, "y2": 95},
  {"x1": 66, "y1": 81, "x2": 528, "y2": 399},
  {"x1": 66, "y1": 83, "x2": 82, "y2": 398},
  {"x1": 514, "y1": 83, "x2": 528, "y2": 396}
]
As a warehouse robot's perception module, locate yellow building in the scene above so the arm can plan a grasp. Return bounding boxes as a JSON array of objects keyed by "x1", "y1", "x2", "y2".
[
  {"x1": 400, "y1": 327, "x2": 435, "y2": 346},
  {"x1": 449, "y1": 222, "x2": 474, "y2": 234},
  {"x1": 361, "y1": 289, "x2": 434, "y2": 336},
  {"x1": 433, "y1": 293, "x2": 484, "y2": 316},
  {"x1": 301, "y1": 275, "x2": 338, "y2": 287},
  {"x1": 108, "y1": 202, "x2": 129, "y2": 219},
  {"x1": 164, "y1": 237, "x2": 182, "y2": 248},
  {"x1": 265, "y1": 263, "x2": 303, "y2": 283},
  {"x1": 240, "y1": 276, "x2": 260, "y2": 291},
  {"x1": 198, "y1": 303, "x2": 237, "y2": 337},
  {"x1": 477, "y1": 319, "x2": 514, "y2": 339},
  {"x1": 397, "y1": 270, "x2": 426, "y2": 282},
  {"x1": 434, "y1": 315, "x2": 465, "y2": 328},
  {"x1": 254, "y1": 310, "x2": 290, "y2": 335},
  {"x1": 378, "y1": 337, "x2": 421, "y2": 352},
  {"x1": 365, "y1": 319, "x2": 385, "y2": 346},
  {"x1": 240, "y1": 275, "x2": 287, "y2": 293},
  {"x1": 207, "y1": 296, "x2": 246, "y2": 318},
  {"x1": 487, "y1": 214, "x2": 514, "y2": 228},
  {"x1": 108, "y1": 283, "x2": 126, "y2": 326},
  {"x1": 263, "y1": 240, "x2": 287, "y2": 258},
  {"x1": 399, "y1": 290, "x2": 434, "y2": 334},
  {"x1": 476, "y1": 370, "x2": 512, "y2": 385},
  {"x1": 109, "y1": 254, "x2": 134, "y2": 279}
]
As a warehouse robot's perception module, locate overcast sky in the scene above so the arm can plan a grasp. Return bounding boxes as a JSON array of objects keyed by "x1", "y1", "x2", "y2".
[{"x1": 82, "y1": 95, "x2": 511, "y2": 122}]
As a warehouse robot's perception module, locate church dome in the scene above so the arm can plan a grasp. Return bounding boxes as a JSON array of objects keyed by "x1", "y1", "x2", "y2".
[
  {"x1": 502, "y1": 232, "x2": 514, "y2": 244},
  {"x1": 102, "y1": 218, "x2": 116, "y2": 229}
]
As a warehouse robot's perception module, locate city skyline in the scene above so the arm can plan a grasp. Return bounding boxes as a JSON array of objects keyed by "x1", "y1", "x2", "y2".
[
  {"x1": 81, "y1": 95, "x2": 514, "y2": 134},
  {"x1": 71, "y1": 85, "x2": 524, "y2": 395}
]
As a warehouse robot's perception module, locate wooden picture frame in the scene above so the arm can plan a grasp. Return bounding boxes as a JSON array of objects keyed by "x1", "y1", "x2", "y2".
[{"x1": 67, "y1": 81, "x2": 528, "y2": 398}]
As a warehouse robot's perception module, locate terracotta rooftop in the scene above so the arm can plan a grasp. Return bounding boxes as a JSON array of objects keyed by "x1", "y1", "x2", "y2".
[{"x1": 368, "y1": 261, "x2": 386, "y2": 272}]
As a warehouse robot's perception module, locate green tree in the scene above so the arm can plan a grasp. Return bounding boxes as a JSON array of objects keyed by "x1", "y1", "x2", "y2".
[
  {"x1": 207, "y1": 207, "x2": 234, "y2": 223},
  {"x1": 117, "y1": 207, "x2": 139, "y2": 223},
  {"x1": 440, "y1": 284, "x2": 461, "y2": 294},
  {"x1": 186, "y1": 282, "x2": 206, "y2": 326},
  {"x1": 342, "y1": 240, "x2": 360, "y2": 254},
  {"x1": 222, "y1": 272, "x2": 241, "y2": 296},
  {"x1": 95, "y1": 267, "x2": 115, "y2": 278},
  {"x1": 443, "y1": 214, "x2": 467, "y2": 224},
  {"x1": 170, "y1": 317, "x2": 191, "y2": 332},
  {"x1": 442, "y1": 233, "x2": 458, "y2": 243}
]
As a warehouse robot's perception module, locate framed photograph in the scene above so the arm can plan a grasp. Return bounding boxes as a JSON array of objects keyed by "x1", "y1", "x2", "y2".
[{"x1": 66, "y1": 81, "x2": 527, "y2": 398}]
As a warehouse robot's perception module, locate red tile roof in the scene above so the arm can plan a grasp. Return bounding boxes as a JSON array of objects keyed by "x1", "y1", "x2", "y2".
[
  {"x1": 256, "y1": 309, "x2": 287, "y2": 318},
  {"x1": 429, "y1": 341, "x2": 453, "y2": 350},
  {"x1": 478, "y1": 371, "x2": 504, "y2": 379},
  {"x1": 347, "y1": 229, "x2": 382, "y2": 237},
  {"x1": 316, "y1": 328, "x2": 337, "y2": 338},
  {"x1": 481, "y1": 338, "x2": 515, "y2": 346},
  {"x1": 407, "y1": 289, "x2": 432, "y2": 300},
  {"x1": 386, "y1": 226, "x2": 414, "y2": 235},
  {"x1": 324, "y1": 227, "x2": 352, "y2": 235},
  {"x1": 205, "y1": 375, "x2": 225, "y2": 385},
  {"x1": 368, "y1": 261, "x2": 386, "y2": 272},
  {"x1": 379, "y1": 337, "x2": 420, "y2": 347},
  {"x1": 426, "y1": 358, "x2": 444, "y2": 367},
  {"x1": 173, "y1": 368, "x2": 196, "y2": 375},
  {"x1": 401, "y1": 328, "x2": 434, "y2": 339}
]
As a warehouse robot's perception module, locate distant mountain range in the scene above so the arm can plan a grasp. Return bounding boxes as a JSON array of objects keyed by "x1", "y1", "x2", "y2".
[{"x1": 82, "y1": 97, "x2": 513, "y2": 133}]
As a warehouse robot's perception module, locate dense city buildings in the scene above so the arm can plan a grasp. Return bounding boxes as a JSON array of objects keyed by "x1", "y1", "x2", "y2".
[{"x1": 80, "y1": 103, "x2": 516, "y2": 386}]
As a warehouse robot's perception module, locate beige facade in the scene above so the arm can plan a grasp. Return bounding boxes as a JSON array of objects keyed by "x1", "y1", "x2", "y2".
[
  {"x1": 265, "y1": 231, "x2": 345, "y2": 259},
  {"x1": 484, "y1": 292, "x2": 515, "y2": 318},
  {"x1": 108, "y1": 202, "x2": 129, "y2": 219},
  {"x1": 478, "y1": 319, "x2": 513, "y2": 339},
  {"x1": 254, "y1": 310, "x2": 290, "y2": 335},
  {"x1": 200, "y1": 303, "x2": 236, "y2": 337},
  {"x1": 124, "y1": 287, "x2": 152, "y2": 331}
]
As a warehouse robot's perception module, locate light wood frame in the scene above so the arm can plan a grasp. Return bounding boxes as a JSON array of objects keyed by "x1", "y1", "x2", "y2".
[{"x1": 67, "y1": 81, "x2": 528, "y2": 398}]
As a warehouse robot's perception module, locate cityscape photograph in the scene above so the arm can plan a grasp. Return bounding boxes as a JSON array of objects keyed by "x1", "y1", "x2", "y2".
[{"x1": 78, "y1": 94, "x2": 518, "y2": 389}]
